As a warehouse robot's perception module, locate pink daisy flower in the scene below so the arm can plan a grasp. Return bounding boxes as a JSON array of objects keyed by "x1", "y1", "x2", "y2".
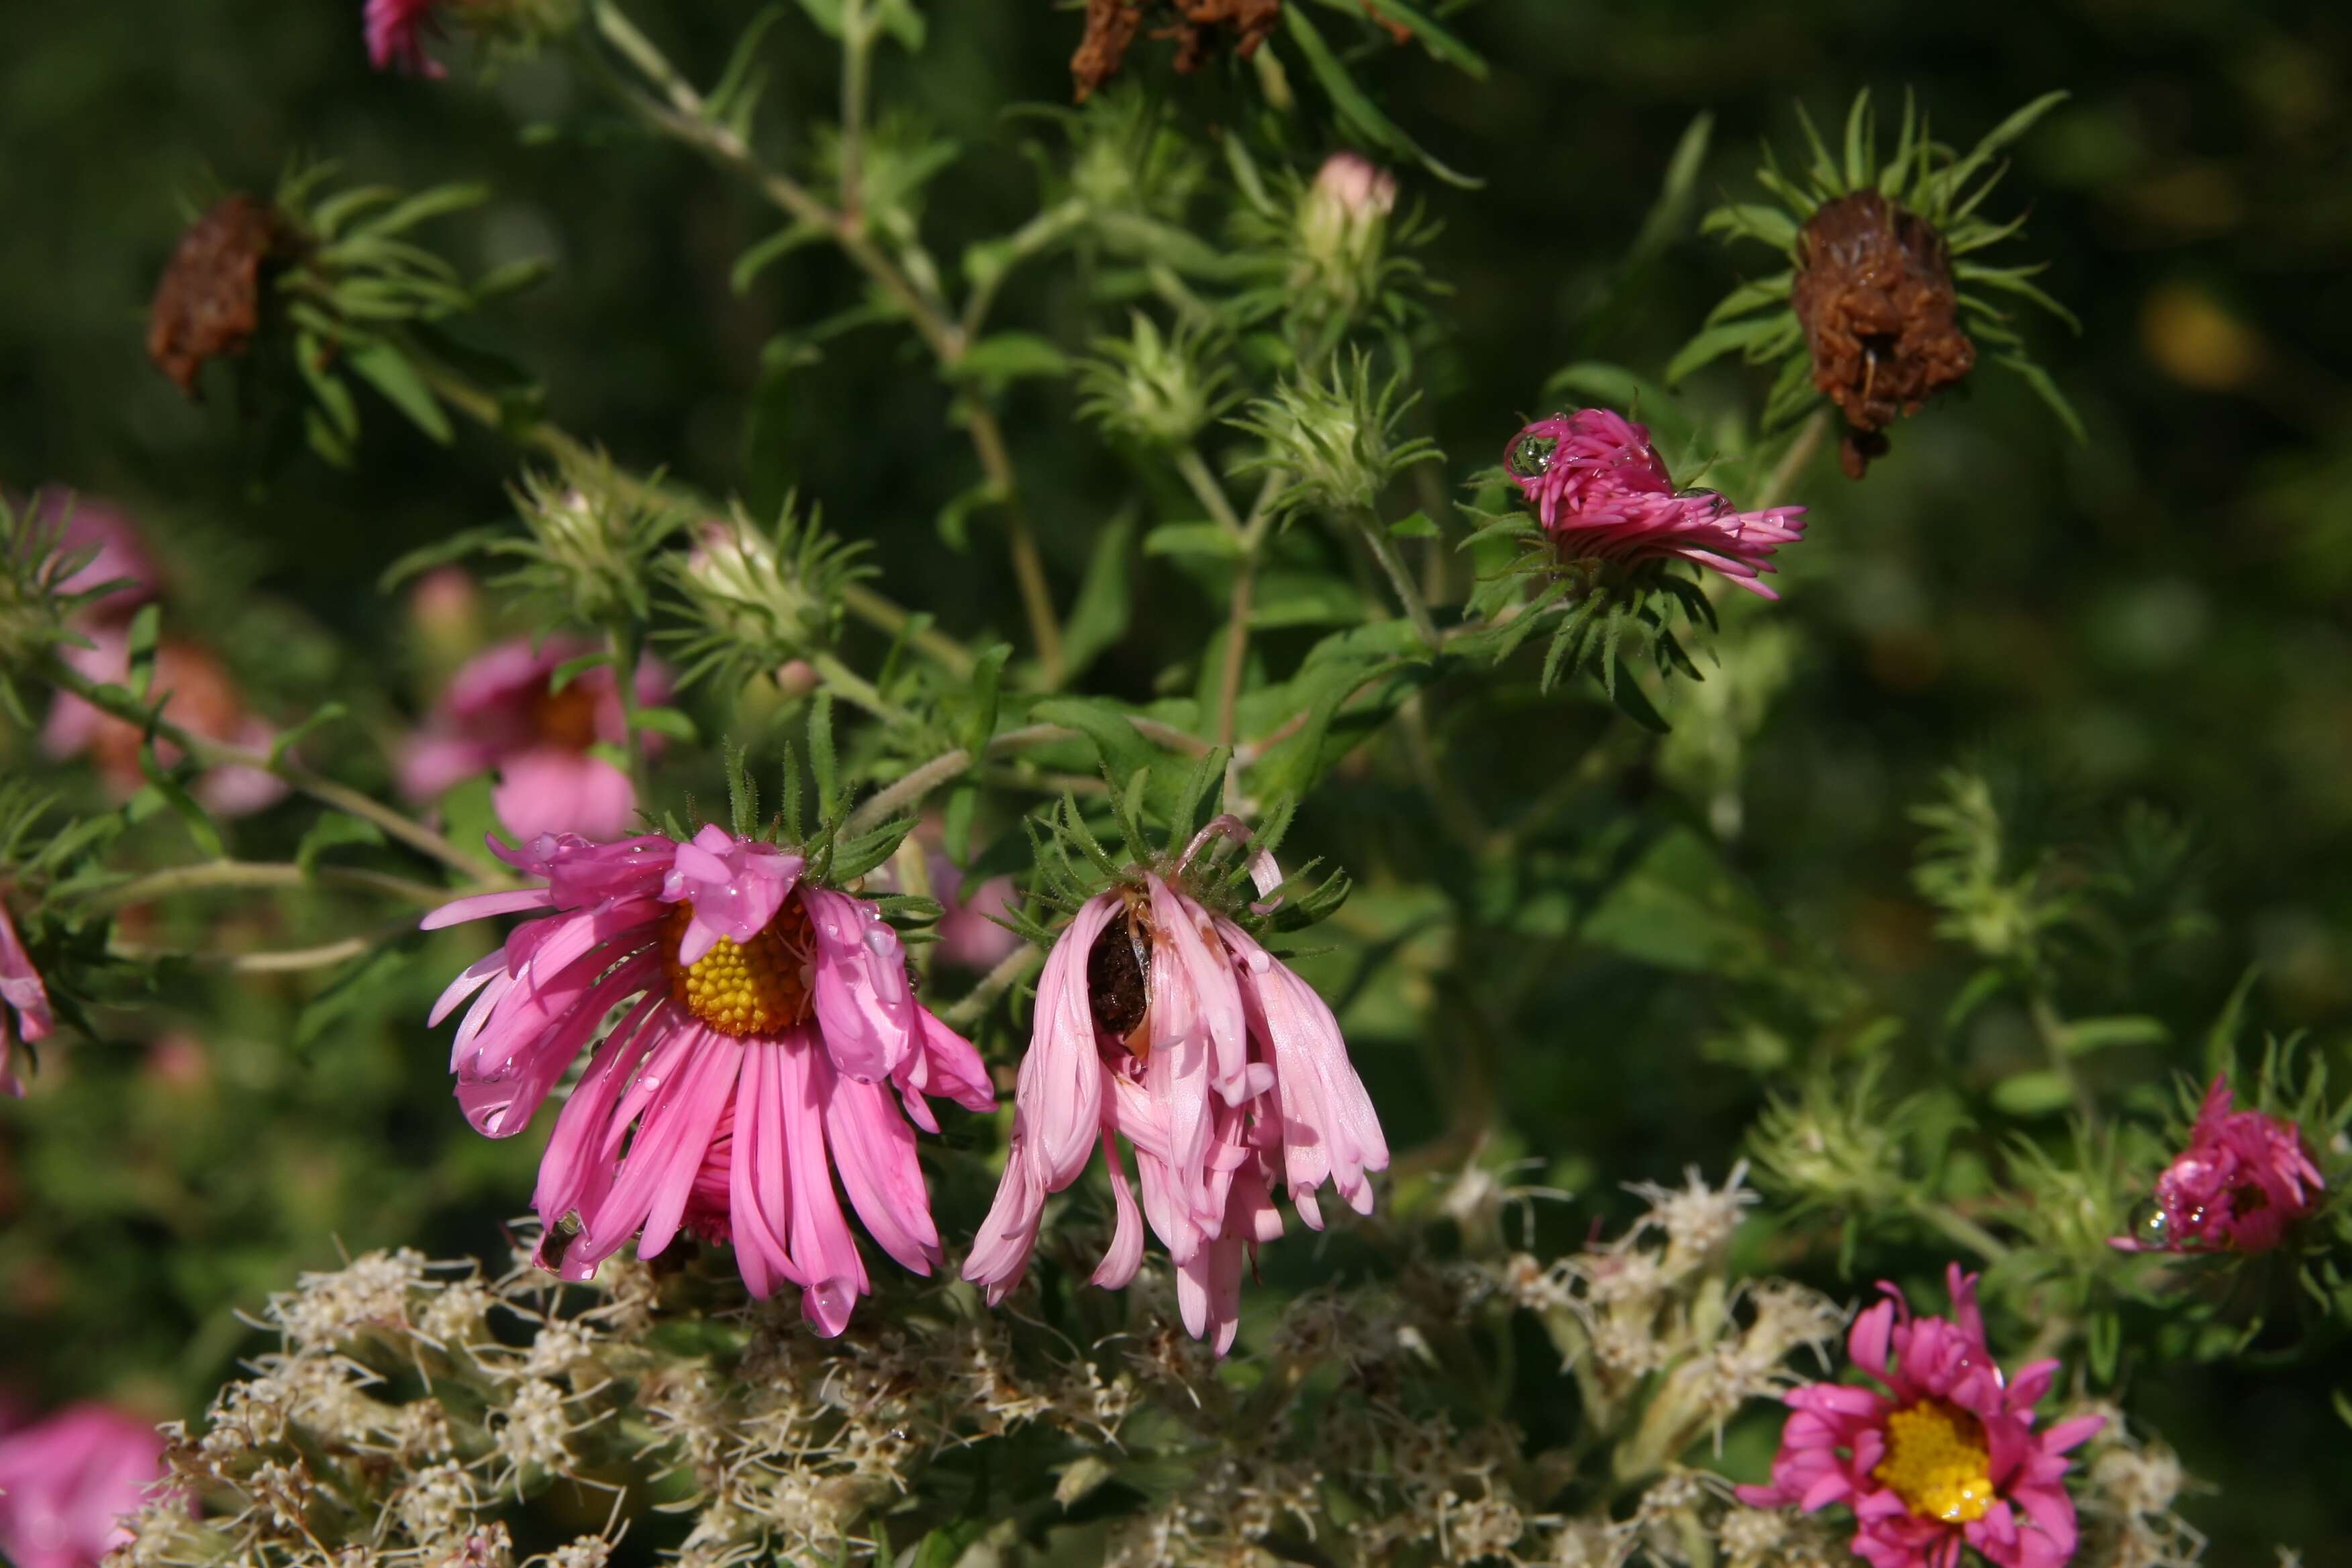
[
  {"x1": 1504, "y1": 409, "x2": 1807, "y2": 598},
  {"x1": 401, "y1": 637, "x2": 672, "y2": 845},
  {"x1": 1738, "y1": 1263, "x2": 2103, "y2": 1568},
  {"x1": 0, "y1": 902, "x2": 54, "y2": 1099},
  {"x1": 42, "y1": 631, "x2": 287, "y2": 818},
  {"x1": 366, "y1": 0, "x2": 447, "y2": 76},
  {"x1": 422, "y1": 824, "x2": 995, "y2": 1335},
  {"x1": 963, "y1": 820, "x2": 1388, "y2": 1353},
  {"x1": 0, "y1": 1404, "x2": 167, "y2": 1568},
  {"x1": 2110, "y1": 1075, "x2": 2325, "y2": 1255}
]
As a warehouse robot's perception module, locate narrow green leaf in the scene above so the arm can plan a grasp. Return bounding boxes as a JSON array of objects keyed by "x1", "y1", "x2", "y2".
[
  {"x1": 2055, "y1": 1015, "x2": 2168, "y2": 1057},
  {"x1": 1061, "y1": 514, "x2": 1134, "y2": 681},
  {"x1": 1281, "y1": 7, "x2": 1483, "y2": 189},
  {"x1": 348, "y1": 342, "x2": 455, "y2": 444},
  {"x1": 297, "y1": 814, "x2": 386, "y2": 879},
  {"x1": 1990, "y1": 1071, "x2": 2074, "y2": 1117},
  {"x1": 632, "y1": 705, "x2": 700, "y2": 744}
]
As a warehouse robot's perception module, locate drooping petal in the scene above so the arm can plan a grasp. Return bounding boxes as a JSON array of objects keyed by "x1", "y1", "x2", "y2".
[
  {"x1": 1091, "y1": 1131, "x2": 1146, "y2": 1289},
  {"x1": 819, "y1": 1056, "x2": 943, "y2": 1276},
  {"x1": 1147, "y1": 875, "x2": 1251, "y2": 1104},
  {"x1": 769, "y1": 1028, "x2": 871, "y2": 1335},
  {"x1": 1020, "y1": 893, "x2": 1119, "y2": 1186},
  {"x1": 963, "y1": 1144, "x2": 1048, "y2": 1304},
  {"x1": 1220, "y1": 917, "x2": 1387, "y2": 1218},
  {"x1": 801, "y1": 885, "x2": 919, "y2": 1081}
]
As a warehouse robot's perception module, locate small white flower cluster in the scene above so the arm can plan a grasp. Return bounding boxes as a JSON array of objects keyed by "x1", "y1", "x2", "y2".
[{"x1": 2074, "y1": 1404, "x2": 2209, "y2": 1567}]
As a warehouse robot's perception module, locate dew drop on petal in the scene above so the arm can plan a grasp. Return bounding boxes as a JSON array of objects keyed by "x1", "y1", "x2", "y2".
[
  {"x1": 1506, "y1": 432, "x2": 1557, "y2": 481},
  {"x1": 2129, "y1": 1199, "x2": 2171, "y2": 1250}
]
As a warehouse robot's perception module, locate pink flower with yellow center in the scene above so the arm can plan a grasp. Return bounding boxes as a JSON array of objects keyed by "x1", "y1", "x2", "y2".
[
  {"x1": 2110, "y1": 1075, "x2": 2325, "y2": 1255},
  {"x1": 1504, "y1": 409, "x2": 1807, "y2": 598},
  {"x1": 423, "y1": 825, "x2": 994, "y2": 1335},
  {"x1": 1738, "y1": 1264, "x2": 2102, "y2": 1568},
  {"x1": 963, "y1": 821, "x2": 1388, "y2": 1353},
  {"x1": 401, "y1": 637, "x2": 672, "y2": 845},
  {"x1": 366, "y1": 0, "x2": 447, "y2": 75},
  {"x1": 0, "y1": 1403, "x2": 168, "y2": 1568},
  {"x1": 0, "y1": 903, "x2": 54, "y2": 1099}
]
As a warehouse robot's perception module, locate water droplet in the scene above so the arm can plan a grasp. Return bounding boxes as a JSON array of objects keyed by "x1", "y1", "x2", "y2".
[
  {"x1": 483, "y1": 1108, "x2": 505, "y2": 1133},
  {"x1": 2128, "y1": 1199, "x2": 2172, "y2": 1250},
  {"x1": 1506, "y1": 432, "x2": 1557, "y2": 481}
]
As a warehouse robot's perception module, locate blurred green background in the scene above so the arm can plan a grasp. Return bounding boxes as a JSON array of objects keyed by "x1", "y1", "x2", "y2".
[{"x1": 3, "y1": 0, "x2": 2349, "y2": 1557}]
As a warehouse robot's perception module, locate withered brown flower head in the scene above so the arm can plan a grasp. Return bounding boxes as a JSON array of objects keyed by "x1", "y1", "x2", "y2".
[
  {"x1": 1071, "y1": 0, "x2": 1283, "y2": 103},
  {"x1": 1791, "y1": 191, "x2": 1976, "y2": 479},
  {"x1": 146, "y1": 195, "x2": 293, "y2": 400}
]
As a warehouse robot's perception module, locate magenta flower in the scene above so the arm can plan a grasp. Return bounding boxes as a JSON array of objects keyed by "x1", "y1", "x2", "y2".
[
  {"x1": 0, "y1": 903, "x2": 54, "y2": 1099},
  {"x1": 365, "y1": 0, "x2": 447, "y2": 75},
  {"x1": 2110, "y1": 1075, "x2": 2325, "y2": 1255},
  {"x1": 1504, "y1": 409, "x2": 1807, "y2": 598},
  {"x1": 0, "y1": 1404, "x2": 167, "y2": 1568},
  {"x1": 932, "y1": 859, "x2": 1022, "y2": 973},
  {"x1": 401, "y1": 637, "x2": 673, "y2": 844},
  {"x1": 1738, "y1": 1264, "x2": 2102, "y2": 1568},
  {"x1": 422, "y1": 824, "x2": 995, "y2": 1335},
  {"x1": 963, "y1": 824, "x2": 1388, "y2": 1353}
]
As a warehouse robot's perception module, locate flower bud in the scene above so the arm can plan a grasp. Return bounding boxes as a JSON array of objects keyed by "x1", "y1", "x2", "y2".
[{"x1": 1075, "y1": 313, "x2": 1231, "y2": 448}]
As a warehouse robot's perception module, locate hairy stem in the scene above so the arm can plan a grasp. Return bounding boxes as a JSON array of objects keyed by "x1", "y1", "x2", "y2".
[
  {"x1": 1354, "y1": 509, "x2": 1441, "y2": 648},
  {"x1": 75, "y1": 859, "x2": 460, "y2": 914},
  {"x1": 1904, "y1": 1193, "x2": 2015, "y2": 1263},
  {"x1": 42, "y1": 658, "x2": 499, "y2": 882},
  {"x1": 589, "y1": 1, "x2": 1065, "y2": 682}
]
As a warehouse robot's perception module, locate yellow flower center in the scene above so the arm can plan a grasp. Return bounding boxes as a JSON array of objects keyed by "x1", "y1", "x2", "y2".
[
  {"x1": 1873, "y1": 1401, "x2": 1995, "y2": 1524},
  {"x1": 660, "y1": 898, "x2": 814, "y2": 1038}
]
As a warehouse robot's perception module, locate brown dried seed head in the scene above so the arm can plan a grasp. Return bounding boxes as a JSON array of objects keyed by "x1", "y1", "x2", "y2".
[
  {"x1": 1791, "y1": 191, "x2": 1975, "y2": 476},
  {"x1": 1086, "y1": 909, "x2": 1151, "y2": 1046},
  {"x1": 1070, "y1": 0, "x2": 1283, "y2": 103},
  {"x1": 146, "y1": 195, "x2": 289, "y2": 400}
]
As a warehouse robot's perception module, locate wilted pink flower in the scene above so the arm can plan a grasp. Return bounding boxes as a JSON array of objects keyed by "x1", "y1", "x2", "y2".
[
  {"x1": 422, "y1": 824, "x2": 994, "y2": 1334},
  {"x1": 963, "y1": 822, "x2": 1387, "y2": 1353},
  {"x1": 42, "y1": 632, "x2": 287, "y2": 817},
  {"x1": 1738, "y1": 1264, "x2": 2102, "y2": 1568},
  {"x1": 0, "y1": 1404, "x2": 167, "y2": 1568},
  {"x1": 0, "y1": 903, "x2": 54, "y2": 1099},
  {"x1": 366, "y1": 0, "x2": 447, "y2": 75},
  {"x1": 1505, "y1": 409, "x2": 1808, "y2": 598},
  {"x1": 401, "y1": 637, "x2": 672, "y2": 844},
  {"x1": 2110, "y1": 1075, "x2": 2324, "y2": 1255}
]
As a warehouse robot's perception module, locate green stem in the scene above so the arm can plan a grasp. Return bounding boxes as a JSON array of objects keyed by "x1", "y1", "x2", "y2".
[
  {"x1": 42, "y1": 658, "x2": 499, "y2": 882},
  {"x1": 1905, "y1": 1193, "x2": 2014, "y2": 1263},
  {"x1": 113, "y1": 922, "x2": 415, "y2": 975},
  {"x1": 603, "y1": 619, "x2": 652, "y2": 804},
  {"x1": 74, "y1": 859, "x2": 459, "y2": 914},
  {"x1": 1755, "y1": 409, "x2": 1828, "y2": 511},
  {"x1": 588, "y1": 1, "x2": 1065, "y2": 681},
  {"x1": 1354, "y1": 508, "x2": 1440, "y2": 648},
  {"x1": 809, "y1": 650, "x2": 908, "y2": 724},
  {"x1": 943, "y1": 944, "x2": 1042, "y2": 1029}
]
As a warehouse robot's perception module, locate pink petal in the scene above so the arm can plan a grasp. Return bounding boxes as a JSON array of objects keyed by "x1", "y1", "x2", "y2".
[
  {"x1": 802, "y1": 886, "x2": 919, "y2": 1082},
  {"x1": 818, "y1": 1057, "x2": 942, "y2": 1276}
]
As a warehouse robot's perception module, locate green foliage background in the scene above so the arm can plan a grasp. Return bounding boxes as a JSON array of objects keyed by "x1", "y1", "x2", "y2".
[{"x1": 3, "y1": 0, "x2": 2350, "y2": 1557}]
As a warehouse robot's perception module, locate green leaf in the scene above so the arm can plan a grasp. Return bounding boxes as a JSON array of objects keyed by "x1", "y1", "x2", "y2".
[
  {"x1": 137, "y1": 748, "x2": 226, "y2": 859},
  {"x1": 2054, "y1": 1015, "x2": 2168, "y2": 1057},
  {"x1": 1955, "y1": 262, "x2": 2080, "y2": 332},
  {"x1": 1996, "y1": 353, "x2": 2086, "y2": 443},
  {"x1": 1142, "y1": 523, "x2": 1243, "y2": 560},
  {"x1": 347, "y1": 342, "x2": 454, "y2": 444},
  {"x1": 270, "y1": 702, "x2": 349, "y2": 767},
  {"x1": 1665, "y1": 316, "x2": 1797, "y2": 385},
  {"x1": 1327, "y1": 0, "x2": 1487, "y2": 78},
  {"x1": 1281, "y1": 7, "x2": 1482, "y2": 189},
  {"x1": 1250, "y1": 571, "x2": 1364, "y2": 630},
  {"x1": 1841, "y1": 87, "x2": 1873, "y2": 191},
  {"x1": 294, "y1": 942, "x2": 415, "y2": 1050},
  {"x1": 1030, "y1": 697, "x2": 1163, "y2": 805},
  {"x1": 793, "y1": 0, "x2": 845, "y2": 36},
  {"x1": 126, "y1": 604, "x2": 161, "y2": 701},
  {"x1": 934, "y1": 478, "x2": 1006, "y2": 552},
  {"x1": 1990, "y1": 1071, "x2": 2074, "y2": 1117},
  {"x1": 355, "y1": 183, "x2": 489, "y2": 239},
  {"x1": 1933, "y1": 91, "x2": 2069, "y2": 216},
  {"x1": 632, "y1": 705, "x2": 701, "y2": 744},
  {"x1": 1387, "y1": 510, "x2": 1439, "y2": 539},
  {"x1": 1605, "y1": 656, "x2": 1670, "y2": 733},
  {"x1": 1702, "y1": 271, "x2": 1794, "y2": 328},
  {"x1": 1061, "y1": 515, "x2": 1134, "y2": 681},
  {"x1": 1700, "y1": 203, "x2": 1799, "y2": 252},
  {"x1": 948, "y1": 332, "x2": 1071, "y2": 386},
  {"x1": 472, "y1": 257, "x2": 552, "y2": 301},
  {"x1": 731, "y1": 220, "x2": 828, "y2": 296},
  {"x1": 959, "y1": 644, "x2": 1011, "y2": 757},
  {"x1": 807, "y1": 693, "x2": 841, "y2": 819},
  {"x1": 1625, "y1": 111, "x2": 1713, "y2": 266},
  {"x1": 297, "y1": 814, "x2": 386, "y2": 879}
]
